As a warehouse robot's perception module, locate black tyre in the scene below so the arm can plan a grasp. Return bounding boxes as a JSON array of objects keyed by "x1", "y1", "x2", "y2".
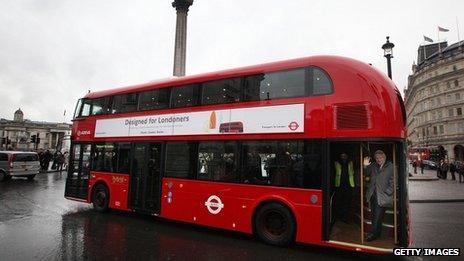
[
  {"x1": 27, "y1": 175, "x2": 36, "y2": 180},
  {"x1": 254, "y1": 202, "x2": 296, "y2": 246},
  {"x1": 0, "y1": 171, "x2": 5, "y2": 182},
  {"x1": 93, "y1": 184, "x2": 109, "y2": 212}
]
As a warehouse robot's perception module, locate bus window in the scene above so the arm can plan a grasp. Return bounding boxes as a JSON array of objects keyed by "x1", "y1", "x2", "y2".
[
  {"x1": 91, "y1": 97, "x2": 110, "y2": 115},
  {"x1": 73, "y1": 99, "x2": 83, "y2": 119},
  {"x1": 111, "y1": 93, "x2": 138, "y2": 114},
  {"x1": 139, "y1": 88, "x2": 171, "y2": 111},
  {"x1": 92, "y1": 143, "x2": 130, "y2": 174},
  {"x1": 244, "y1": 68, "x2": 306, "y2": 101},
  {"x1": 198, "y1": 141, "x2": 238, "y2": 182},
  {"x1": 80, "y1": 99, "x2": 92, "y2": 117},
  {"x1": 170, "y1": 84, "x2": 199, "y2": 108},
  {"x1": 201, "y1": 77, "x2": 243, "y2": 105},
  {"x1": 241, "y1": 140, "x2": 323, "y2": 188},
  {"x1": 310, "y1": 67, "x2": 333, "y2": 95},
  {"x1": 165, "y1": 141, "x2": 196, "y2": 178}
]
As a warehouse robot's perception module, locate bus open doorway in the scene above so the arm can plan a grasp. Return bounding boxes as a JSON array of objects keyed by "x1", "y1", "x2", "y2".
[{"x1": 327, "y1": 141, "x2": 404, "y2": 250}]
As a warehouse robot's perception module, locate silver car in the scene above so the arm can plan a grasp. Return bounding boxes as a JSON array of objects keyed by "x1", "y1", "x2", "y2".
[{"x1": 0, "y1": 151, "x2": 40, "y2": 181}]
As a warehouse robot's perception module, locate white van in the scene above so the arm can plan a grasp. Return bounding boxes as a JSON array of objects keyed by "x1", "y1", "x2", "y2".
[{"x1": 0, "y1": 151, "x2": 40, "y2": 181}]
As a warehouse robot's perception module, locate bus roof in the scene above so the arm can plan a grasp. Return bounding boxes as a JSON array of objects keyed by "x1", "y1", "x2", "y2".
[{"x1": 84, "y1": 55, "x2": 392, "y2": 99}]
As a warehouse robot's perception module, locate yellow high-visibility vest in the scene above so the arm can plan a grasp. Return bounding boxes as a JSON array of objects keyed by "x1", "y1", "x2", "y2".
[{"x1": 334, "y1": 161, "x2": 355, "y2": 187}]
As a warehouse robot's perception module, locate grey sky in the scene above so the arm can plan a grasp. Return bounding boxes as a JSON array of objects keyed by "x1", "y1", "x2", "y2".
[{"x1": 1, "y1": 0, "x2": 463, "y2": 123}]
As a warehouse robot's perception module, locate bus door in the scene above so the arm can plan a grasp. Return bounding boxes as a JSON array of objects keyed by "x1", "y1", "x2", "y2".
[
  {"x1": 129, "y1": 142, "x2": 162, "y2": 214},
  {"x1": 326, "y1": 141, "x2": 406, "y2": 249},
  {"x1": 65, "y1": 143, "x2": 92, "y2": 200}
]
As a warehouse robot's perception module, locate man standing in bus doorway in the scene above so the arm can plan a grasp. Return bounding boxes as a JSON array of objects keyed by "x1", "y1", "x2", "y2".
[
  {"x1": 363, "y1": 150, "x2": 394, "y2": 242},
  {"x1": 333, "y1": 152, "x2": 355, "y2": 223}
]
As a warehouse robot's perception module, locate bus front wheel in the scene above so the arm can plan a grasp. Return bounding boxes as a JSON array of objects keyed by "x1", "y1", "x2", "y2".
[
  {"x1": 254, "y1": 202, "x2": 296, "y2": 246},
  {"x1": 92, "y1": 184, "x2": 109, "y2": 212}
]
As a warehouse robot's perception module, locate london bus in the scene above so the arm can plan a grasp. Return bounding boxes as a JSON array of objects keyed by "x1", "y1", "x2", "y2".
[{"x1": 65, "y1": 55, "x2": 410, "y2": 254}]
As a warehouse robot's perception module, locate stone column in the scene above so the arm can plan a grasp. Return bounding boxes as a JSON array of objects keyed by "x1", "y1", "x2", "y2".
[{"x1": 172, "y1": 0, "x2": 193, "y2": 77}]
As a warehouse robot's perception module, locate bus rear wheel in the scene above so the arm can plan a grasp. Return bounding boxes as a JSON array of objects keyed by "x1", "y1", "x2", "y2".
[
  {"x1": 93, "y1": 184, "x2": 109, "y2": 212},
  {"x1": 254, "y1": 202, "x2": 295, "y2": 246}
]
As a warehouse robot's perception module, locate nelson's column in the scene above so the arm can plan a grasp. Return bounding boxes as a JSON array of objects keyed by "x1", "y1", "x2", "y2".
[{"x1": 172, "y1": 0, "x2": 193, "y2": 77}]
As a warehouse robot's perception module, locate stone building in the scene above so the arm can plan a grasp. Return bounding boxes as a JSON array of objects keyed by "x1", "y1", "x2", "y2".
[
  {"x1": 0, "y1": 109, "x2": 71, "y2": 151},
  {"x1": 404, "y1": 40, "x2": 464, "y2": 161}
]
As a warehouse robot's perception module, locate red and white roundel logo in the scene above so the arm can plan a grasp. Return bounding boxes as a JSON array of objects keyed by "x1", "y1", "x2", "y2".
[
  {"x1": 288, "y1": 121, "x2": 299, "y2": 131},
  {"x1": 204, "y1": 195, "x2": 224, "y2": 215}
]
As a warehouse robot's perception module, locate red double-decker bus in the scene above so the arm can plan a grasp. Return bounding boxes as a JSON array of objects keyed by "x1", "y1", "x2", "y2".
[{"x1": 65, "y1": 56, "x2": 410, "y2": 254}]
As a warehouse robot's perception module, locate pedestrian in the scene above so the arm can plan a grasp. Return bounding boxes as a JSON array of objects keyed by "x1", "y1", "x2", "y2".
[
  {"x1": 419, "y1": 159, "x2": 424, "y2": 174},
  {"x1": 52, "y1": 151, "x2": 59, "y2": 170},
  {"x1": 333, "y1": 152, "x2": 355, "y2": 224},
  {"x1": 457, "y1": 162, "x2": 464, "y2": 183},
  {"x1": 438, "y1": 159, "x2": 449, "y2": 180},
  {"x1": 38, "y1": 150, "x2": 44, "y2": 172},
  {"x1": 363, "y1": 150, "x2": 394, "y2": 242},
  {"x1": 450, "y1": 161, "x2": 457, "y2": 181},
  {"x1": 43, "y1": 150, "x2": 52, "y2": 172},
  {"x1": 437, "y1": 159, "x2": 443, "y2": 179},
  {"x1": 57, "y1": 152, "x2": 65, "y2": 172},
  {"x1": 63, "y1": 151, "x2": 69, "y2": 171},
  {"x1": 412, "y1": 159, "x2": 417, "y2": 174}
]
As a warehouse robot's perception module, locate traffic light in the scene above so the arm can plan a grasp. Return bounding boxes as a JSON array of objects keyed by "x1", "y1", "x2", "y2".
[{"x1": 30, "y1": 135, "x2": 36, "y2": 143}]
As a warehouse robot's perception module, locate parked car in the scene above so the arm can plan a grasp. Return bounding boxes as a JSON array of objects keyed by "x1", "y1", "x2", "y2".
[
  {"x1": 421, "y1": 159, "x2": 437, "y2": 170},
  {"x1": 0, "y1": 151, "x2": 40, "y2": 181}
]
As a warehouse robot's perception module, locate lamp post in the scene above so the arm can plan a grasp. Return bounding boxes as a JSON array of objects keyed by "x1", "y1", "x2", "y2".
[{"x1": 381, "y1": 36, "x2": 395, "y2": 79}]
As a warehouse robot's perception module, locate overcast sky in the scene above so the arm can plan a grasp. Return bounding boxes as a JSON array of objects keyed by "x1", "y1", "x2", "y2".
[{"x1": 1, "y1": 0, "x2": 463, "y2": 123}]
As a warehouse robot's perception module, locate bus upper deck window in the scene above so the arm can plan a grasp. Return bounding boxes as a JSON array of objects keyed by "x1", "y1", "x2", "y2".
[
  {"x1": 244, "y1": 69, "x2": 306, "y2": 101},
  {"x1": 80, "y1": 99, "x2": 92, "y2": 117},
  {"x1": 73, "y1": 99, "x2": 83, "y2": 119},
  {"x1": 310, "y1": 67, "x2": 333, "y2": 95},
  {"x1": 91, "y1": 97, "x2": 110, "y2": 115}
]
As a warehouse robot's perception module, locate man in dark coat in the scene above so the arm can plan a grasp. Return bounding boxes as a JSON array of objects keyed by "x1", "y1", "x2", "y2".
[
  {"x1": 450, "y1": 161, "x2": 457, "y2": 181},
  {"x1": 43, "y1": 150, "x2": 52, "y2": 172},
  {"x1": 363, "y1": 150, "x2": 394, "y2": 242}
]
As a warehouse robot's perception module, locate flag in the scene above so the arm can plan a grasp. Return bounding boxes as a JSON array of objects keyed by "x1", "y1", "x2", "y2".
[
  {"x1": 424, "y1": 35, "x2": 433, "y2": 42},
  {"x1": 63, "y1": 110, "x2": 66, "y2": 116},
  {"x1": 438, "y1": 26, "x2": 449, "y2": 32}
]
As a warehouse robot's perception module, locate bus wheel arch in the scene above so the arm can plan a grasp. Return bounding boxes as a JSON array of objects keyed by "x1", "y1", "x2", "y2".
[
  {"x1": 91, "y1": 181, "x2": 110, "y2": 212},
  {"x1": 252, "y1": 200, "x2": 297, "y2": 246}
]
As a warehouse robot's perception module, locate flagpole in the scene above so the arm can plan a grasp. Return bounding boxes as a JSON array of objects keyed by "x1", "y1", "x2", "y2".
[
  {"x1": 423, "y1": 41, "x2": 427, "y2": 62},
  {"x1": 437, "y1": 27, "x2": 441, "y2": 53},
  {"x1": 457, "y1": 17, "x2": 461, "y2": 42}
]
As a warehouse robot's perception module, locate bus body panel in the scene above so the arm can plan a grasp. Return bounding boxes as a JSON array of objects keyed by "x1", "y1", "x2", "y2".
[
  {"x1": 88, "y1": 172, "x2": 131, "y2": 211},
  {"x1": 160, "y1": 178, "x2": 323, "y2": 244}
]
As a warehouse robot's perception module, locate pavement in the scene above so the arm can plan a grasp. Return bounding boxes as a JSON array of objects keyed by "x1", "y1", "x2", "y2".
[{"x1": 408, "y1": 166, "x2": 464, "y2": 203}]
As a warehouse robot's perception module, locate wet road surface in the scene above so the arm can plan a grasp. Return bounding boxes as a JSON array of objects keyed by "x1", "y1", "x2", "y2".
[{"x1": 1, "y1": 172, "x2": 456, "y2": 260}]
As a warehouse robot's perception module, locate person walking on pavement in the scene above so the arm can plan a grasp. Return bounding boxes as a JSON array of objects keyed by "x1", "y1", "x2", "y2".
[
  {"x1": 333, "y1": 152, "x2": 355, "y2": 224},
  {"x1": 437, "y1": 159, "x2": 443, "y2": 179},
  {"x1": 457, "y1": 162, "x2": 464, "y2": 183},
  {"x1": 450, "y1": 161, "x2": 457, "y2": 181},
  {"x1": 438, "y1": 159, "x2": 449, "y2": 180},
  {"x1": 419, "y1": 159, "x2": 424, "y2": 174},
  {"x1": 412, "y1": 159, "x2": 418, "y2": 174},
  {"x1": 363, "y1": 150, "x2": 394, "y2": 242},
  {"x1": 43, "y1": 150, "x2": 52, "y2": 172}
]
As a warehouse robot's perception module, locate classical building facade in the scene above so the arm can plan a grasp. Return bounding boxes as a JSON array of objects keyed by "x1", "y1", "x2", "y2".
[
  {"x1": 405, "y1": 40, "x2": 464, "y2": 161},
  {"x1": 0, "y1": 109, "x2": 71, "y2": 151}
]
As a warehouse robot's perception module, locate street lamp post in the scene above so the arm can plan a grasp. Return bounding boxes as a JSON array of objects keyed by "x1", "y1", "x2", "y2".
[{"x1": 381, "y1": 36, "x2": 395, "y2": 79}]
